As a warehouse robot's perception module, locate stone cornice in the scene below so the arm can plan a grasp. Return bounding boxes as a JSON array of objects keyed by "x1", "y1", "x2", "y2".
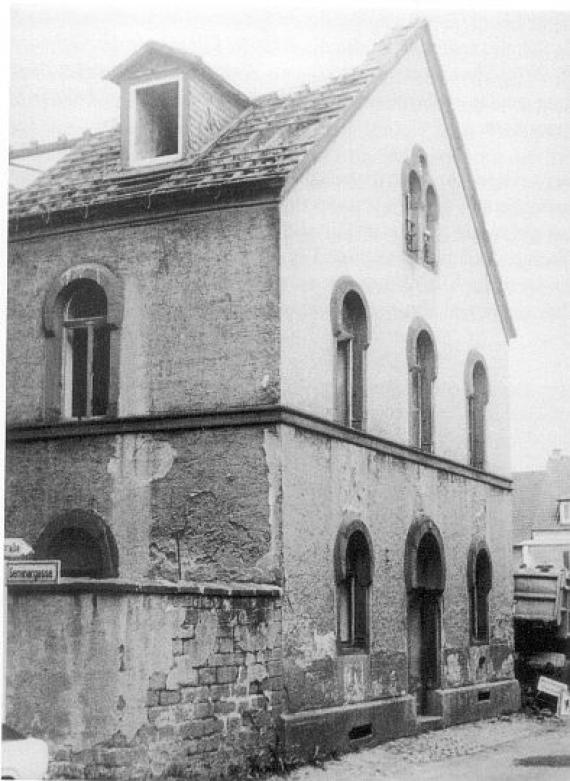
[{"x1": 6, "y1": 404, "x2": 512, "y2": 490}]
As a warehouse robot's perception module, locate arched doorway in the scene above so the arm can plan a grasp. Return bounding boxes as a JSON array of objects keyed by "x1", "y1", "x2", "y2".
[{"x1": 405, "y1": 518, "x2": 445, "y2": 715}]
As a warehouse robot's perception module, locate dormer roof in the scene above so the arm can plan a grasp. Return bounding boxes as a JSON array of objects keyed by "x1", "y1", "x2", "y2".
[{"x1": 104, "y1": 40, "x2": 250, "y2": 108}]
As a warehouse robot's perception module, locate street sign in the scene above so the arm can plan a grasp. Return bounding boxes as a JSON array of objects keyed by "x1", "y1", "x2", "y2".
[
  {"x1": 4, "y1": 538, "x2": 34, "y2": 559},
  {"x1": 5, "y1": 560, "x2": 60, "y2": 585}
]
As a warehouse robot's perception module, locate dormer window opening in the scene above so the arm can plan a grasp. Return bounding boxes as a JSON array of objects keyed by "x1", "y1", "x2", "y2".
[{"x1": 130, "y1": 76, "x2": 182, "y2": 166}]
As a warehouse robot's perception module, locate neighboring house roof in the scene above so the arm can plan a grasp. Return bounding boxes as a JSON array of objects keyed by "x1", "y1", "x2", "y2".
[
  {"x1": 8, "y1": 18, "x2": 515, "y2": 340},
  {"x1": 512, "y1": 452, "x2": 570, "y2": 545}
]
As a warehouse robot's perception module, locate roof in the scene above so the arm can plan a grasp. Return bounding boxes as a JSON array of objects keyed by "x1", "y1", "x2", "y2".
[
  {"x1": 104, "y1": 40, "x2": 251, "y2": 107},
  {"x1": 512, "y1": 453, "x2": 570, "y2": 544},
  {"x1": 8, "y1": 19, "x2": 515, "y2": 340}
]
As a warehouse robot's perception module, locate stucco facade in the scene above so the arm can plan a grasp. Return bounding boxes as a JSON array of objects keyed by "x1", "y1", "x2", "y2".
[{"x1": 6, "y1": 21, "x2": 518, "y2": 780}]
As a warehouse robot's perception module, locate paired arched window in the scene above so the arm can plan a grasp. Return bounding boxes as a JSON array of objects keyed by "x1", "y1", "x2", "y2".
[
  {"x1": 36, "y1": 510, "x2": 119, "y2": 579},
  {"x1": 465, "y1": 353, "x2": 489, "y2": 470},
  {"x1": 402, "y1": 146, "x2": 439, "y2": 268},
  {"x1": 468, "y1": 542, "x2": 492, "y2": 643},
  {"x1": 334, "y1": 521, "x2": 373, "y2": 651},
  {"x1": 407, "y1": 320, "x2": 437, "y2": 453},
  {"x1": 331, "y1": 278, "x2": 370, "y2": 431},
  {"x1": 43, "y1": 264, "x2": 123, "y2": 420}
]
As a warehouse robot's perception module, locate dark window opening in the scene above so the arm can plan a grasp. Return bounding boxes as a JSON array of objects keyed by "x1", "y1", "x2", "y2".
[
  {"x1": 411, "y1": 330, "x2": 435, "y2": 452},
  {"x1": 336, "y1": 291, "x2": 367, "y2": 430},
  {"x1": 339, "y1": 530, "x2": 372, "y2": 650},
  {"x1": 134, "y1": 80, "x2": 179, "y2": 161},
  {"x1": 45, "y1": 527, "x2": 103, "y2": 578},
  {"x1": 469, "y1": 361, "x2": 488, "y2": 470},
  {"x1": 63, "y1": 280, "x2": 109, "y2": 419},
  {"x1": 471, "y1": 548, "x2": 492, "y2": 643},
  {"x1": 478, "y1": 689, "x2": 491, "y2": 702}
]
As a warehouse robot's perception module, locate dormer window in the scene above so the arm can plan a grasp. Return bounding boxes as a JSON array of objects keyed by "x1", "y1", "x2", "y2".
[
  {"x1": 105, "y1": 42, "x2": 251, "y2": 172},
  {"x1": 129, "y1": 76, "x2": 182, "y2": 167}
]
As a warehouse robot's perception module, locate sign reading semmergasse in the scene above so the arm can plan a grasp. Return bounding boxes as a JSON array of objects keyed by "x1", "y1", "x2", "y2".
[{"x1": 6, "y1": 560, "x2": 61, "y2": 585}]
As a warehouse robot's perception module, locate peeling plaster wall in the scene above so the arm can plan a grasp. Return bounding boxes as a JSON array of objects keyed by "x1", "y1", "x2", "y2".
[
  {"x1": 6, "y1": 589, "x2": 282, "y2": 780},
  {"x1": 6, "y1": 426, "x2": 277, "y2": 583},
  {"x1": 6, "y1": 204, "x2": 280, "y2": 424},
  {"x1": 279, "y1": 425, "x2": 514, "y2": 713}
]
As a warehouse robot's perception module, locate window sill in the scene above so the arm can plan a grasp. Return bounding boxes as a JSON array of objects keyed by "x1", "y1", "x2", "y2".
[{"x1": 337, "y1": 644, "x2": 369, "y2": 656}]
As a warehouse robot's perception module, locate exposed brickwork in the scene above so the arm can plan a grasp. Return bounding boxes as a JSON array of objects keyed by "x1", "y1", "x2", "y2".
[{"x1": 6, "y1": 588, "x2": 282, "y2": 780}]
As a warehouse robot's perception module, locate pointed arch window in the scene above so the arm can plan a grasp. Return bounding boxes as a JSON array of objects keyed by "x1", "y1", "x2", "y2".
[
  {"x1": 402, "y1": 146, "x2": 439, "y2": 269},
  {"x1": 331, "y1": 278, "x2": 370, "y2": 431}
]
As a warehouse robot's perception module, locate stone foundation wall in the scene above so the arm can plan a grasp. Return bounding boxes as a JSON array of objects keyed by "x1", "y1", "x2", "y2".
[{"x1": 6, "y1": 583, "x2": 282, "y2": 780}]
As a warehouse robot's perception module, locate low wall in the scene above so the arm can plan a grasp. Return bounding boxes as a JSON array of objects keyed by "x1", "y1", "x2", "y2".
[{"x1": 6, "y1": 581, "x2": 282, "y2": 780}]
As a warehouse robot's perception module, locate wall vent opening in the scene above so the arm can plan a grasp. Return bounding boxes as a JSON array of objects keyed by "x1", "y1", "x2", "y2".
[
  {"x1": 349, "y1": 723, "x2": 372, "y2": 741},
  {"x1": 478, "y1": 689, "x2": 491, "y2": 702}
]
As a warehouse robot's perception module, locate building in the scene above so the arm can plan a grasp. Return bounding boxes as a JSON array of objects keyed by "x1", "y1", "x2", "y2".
[
  {"x1": 6, "y1": 20, "x2": 520, "y2": 779},
  {"x1": 513, "y1": 450, "x2": 570, "y2": 569}
]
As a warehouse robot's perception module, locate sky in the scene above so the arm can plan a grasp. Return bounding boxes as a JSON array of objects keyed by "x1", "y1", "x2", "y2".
[{"x1": 6, "y1": 1, "x2": 570, "y2": 472}]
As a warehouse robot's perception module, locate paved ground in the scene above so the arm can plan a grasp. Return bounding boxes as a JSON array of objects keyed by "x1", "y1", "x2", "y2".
[{"x1": 266, "y1": 714, "x2": 570, "y2": 780}]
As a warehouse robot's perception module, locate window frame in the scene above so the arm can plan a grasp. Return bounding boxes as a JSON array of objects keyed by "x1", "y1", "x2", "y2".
[
  {"x1": 467, "y1": 540, "x2": 492, "y2": 645},
  {"x1": 334, "y1": 518, "x2": 374, "y2": 654},
  {"x1": 401, "y1": 146, "x2": 439, "y2": 270},
  {"x1": 406, "y1": 318, "x2": 437, "y2": 453},
  {"x1": 129, "y1": 74, "x2": 184, "y2": 168},
  {"x1": 330, "y1": 277, "x2": 370, "y2": 432},
  {"x1": 43, "y1": 264, "x2": 124, "y2": 422},
  {"x1": 465, "y1": 350, "x2": 490, "y2": 470}
]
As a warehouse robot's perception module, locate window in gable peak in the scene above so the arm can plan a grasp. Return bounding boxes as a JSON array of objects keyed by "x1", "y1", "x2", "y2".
[
  {"x1": 402, "y1": 146, "x2": 439, "y2": 270},
  {"x1": 130, "y1": 76, "x2": 182, "y2": 166}
]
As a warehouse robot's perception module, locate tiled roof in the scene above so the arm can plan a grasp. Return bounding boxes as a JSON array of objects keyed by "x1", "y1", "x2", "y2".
[
  {"x1": 512, "y1": 455, "x2": 570, "y2": 544},
  {"x1": 9, "y1": 21, "x2": 423, "y2": 221}
]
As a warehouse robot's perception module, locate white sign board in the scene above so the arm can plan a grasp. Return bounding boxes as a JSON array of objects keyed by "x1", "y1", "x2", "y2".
[
  {"x1": 5, "y1": 560, "x2": 60, "y2": 585},
  {"x1": 4, "y1": 538, "x2": 34, "y2": 559}
]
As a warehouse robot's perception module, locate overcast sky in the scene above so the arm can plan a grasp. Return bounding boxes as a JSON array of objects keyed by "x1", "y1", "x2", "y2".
[{"x1": 7, "y1": 1, "x2": 570, "y2": 472}]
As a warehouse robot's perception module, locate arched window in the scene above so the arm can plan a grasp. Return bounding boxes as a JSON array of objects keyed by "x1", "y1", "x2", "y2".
[
  {"x1": 405, "y1": 171, "x2": 421, "y2": 254},
  {"x1": 409, "y1": 327, "x2": 436, "y2": 452},
  {"x1": 402, "y1": 147, "x2": 438, "y2": 269},
  {"x1": 335, "y1": 522, "x2": 373, "y2": 651},
  {"x1": 62, "y1": 280, "x2": 109, "y2": 419},
  {"x1": 468, "y1": 542, "x2": 492, "y2": 643},
  {"x1": 43, "y1": 264, "x2": 123, "y2": 421},
  {"x1": 467, "y1": 359, "x2": 489, "y2": 470},
  {"x1": 331, "y1": 278, "x2": 370, "y2": 431},
  {"x1": 36, "y1": 510, "x2": 119, "y2": 579},
  {"x1": 424, "y1": 185, "x2": 438, "y2": 267}
]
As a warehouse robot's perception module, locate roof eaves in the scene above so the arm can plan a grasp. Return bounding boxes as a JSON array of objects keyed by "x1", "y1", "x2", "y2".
[
  {"x1": 420, "y1": 25, "x2": 516, "y2": 342},
  {"x1": 281, "y1": 19, "x2": 426, "y2": 200}
]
